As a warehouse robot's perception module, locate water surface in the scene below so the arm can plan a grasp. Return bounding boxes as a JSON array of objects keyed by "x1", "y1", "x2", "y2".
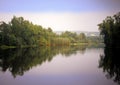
[{"x1": 0, "y1": 46, "x2": 118, "y2": 85}]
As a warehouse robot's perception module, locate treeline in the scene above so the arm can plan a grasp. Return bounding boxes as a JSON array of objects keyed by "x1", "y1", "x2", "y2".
[
  {"x1": 0, "y1": 16, "x2": 70, "y2": 47},
  {"x1": 98, "y1": 12, "x2": 120, "y2": 84},
  {"x1": 61, "y1": 31, "x2": 103, "y2": 44},
  {"x1": 98, "y1": 12, "x2": 120, "y2": 48},
  {"x1": 61, "y1": 31, "x2": 87, "y2": 43},
  {"x1": 0, "y1": 16, "x2": 102, "y2": 47}
]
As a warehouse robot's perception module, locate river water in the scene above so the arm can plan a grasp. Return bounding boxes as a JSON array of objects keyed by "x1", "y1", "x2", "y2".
[{"x1": 0, "y1": 46, "x2": 118, "y2": 85}]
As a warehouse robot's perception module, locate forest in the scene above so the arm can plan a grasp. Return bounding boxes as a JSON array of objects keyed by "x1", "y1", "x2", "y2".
[{"x1": 0, "y1": 16, "x2": 102, "y2": 48}]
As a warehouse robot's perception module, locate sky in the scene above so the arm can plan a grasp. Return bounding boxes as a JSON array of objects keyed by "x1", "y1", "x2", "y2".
[{"x1": 0, "y1": 0, "x2": 120, "y2": 32}]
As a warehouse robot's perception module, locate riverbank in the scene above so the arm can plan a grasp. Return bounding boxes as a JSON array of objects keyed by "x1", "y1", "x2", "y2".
[{"x1": 0, "y1": 43, "x2": 104, "y2": 49}]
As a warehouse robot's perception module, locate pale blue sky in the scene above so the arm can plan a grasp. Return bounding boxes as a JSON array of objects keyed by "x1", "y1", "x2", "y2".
[
  {"x1": 0, "y1": 0, "x2": 120, "y2": 31},
  {"x1": 0, "y1": 0, "x2": 120, "y2": 12}
]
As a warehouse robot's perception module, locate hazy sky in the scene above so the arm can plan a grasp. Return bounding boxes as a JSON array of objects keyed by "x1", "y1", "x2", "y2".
[{"x1": 0, "y1": 0, "x2": 120, "y2": 31}]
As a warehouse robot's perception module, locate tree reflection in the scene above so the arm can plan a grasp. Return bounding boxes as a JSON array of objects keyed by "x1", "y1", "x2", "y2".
[
  {"x1": 0, "y1": 45, "x2": 87, "y2": 78},
  {"x1": 99, "y1": 47, "x2": 120, "y2": 84}
]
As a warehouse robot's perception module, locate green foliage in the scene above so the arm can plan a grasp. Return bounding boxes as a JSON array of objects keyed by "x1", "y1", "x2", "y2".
[
  {"x1": 98, "y1": 12, "x2": 120, "y2": 84},
  {"x1": 0, "y1": 16, "x2": 71, "y2": 47},
  {"x1": 87, "y1": 36, "x2": 103, "y2": 43},
  {"x1": 98, "y1": 12, "x2": 120, "y2": 47},
  {"x1": 0, "y1": 16, "x2": 102, "y2": 47},
  {"x1": 61, "y1": 31, "x2": 88, "y2": 43}
]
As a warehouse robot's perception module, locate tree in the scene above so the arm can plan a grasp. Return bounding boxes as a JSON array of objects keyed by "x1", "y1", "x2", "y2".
[
  {"x1": 79, "y1": 33, "x2": 86, "y2": 40},
  {"x1": 98, "y1": 12, "x2": 120, "y2": 47}
]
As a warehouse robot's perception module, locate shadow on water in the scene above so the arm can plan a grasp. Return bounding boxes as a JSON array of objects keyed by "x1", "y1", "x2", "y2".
[
  {"x1": 99, "y1": 47, "x2": 120, "y2": 84},
  {"x1": 0, "y1": 45, "x2": 87, "y2": 78}
]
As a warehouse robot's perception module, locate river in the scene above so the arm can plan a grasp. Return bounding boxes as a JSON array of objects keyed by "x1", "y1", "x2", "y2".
[{"x1": 0, "y1": 45, "x2": 119, "y2": 85}]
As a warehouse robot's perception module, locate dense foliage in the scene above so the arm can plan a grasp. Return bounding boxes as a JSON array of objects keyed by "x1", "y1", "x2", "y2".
[
  {"x1": 98, "y1": 12, "x2": 120, "y2": 47},
  {"x1": 0, "y1": 16, "x2": 70, "y2": 47},
  {"x1": 98, "y1": 12, "x2": 120, "y2": 84},
  {"x1": 0, "y1": 16, "x2": 102, "y2": 47}
]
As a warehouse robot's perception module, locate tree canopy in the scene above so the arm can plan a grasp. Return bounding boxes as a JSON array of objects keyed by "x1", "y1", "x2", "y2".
[
  {"x1": 98, "y1": 12, "x2": 120, "y2": 47},
  {"x1": 0, "y1": 16, "x2": 102, "y2": 48}
]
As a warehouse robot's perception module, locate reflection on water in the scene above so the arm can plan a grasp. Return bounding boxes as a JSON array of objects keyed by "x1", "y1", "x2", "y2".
[
  {"x1": 0, "y1": 45, "x2": 86, "y2": 77},
  {"x1": 0, "y1": 45, "x2": 118, "y2": 85},
  {"x1": 99, "y1": 47, "x2": 120, "y2": 85}
]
